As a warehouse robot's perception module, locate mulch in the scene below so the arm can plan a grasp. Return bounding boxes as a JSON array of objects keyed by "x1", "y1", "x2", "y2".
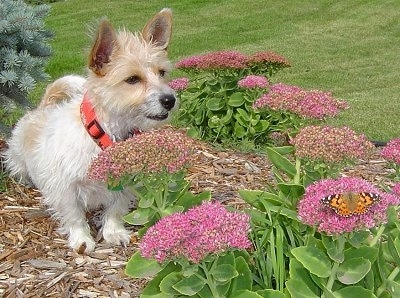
[{"x1": 0, "y1": 138, "x2": 394, "y2": 297}]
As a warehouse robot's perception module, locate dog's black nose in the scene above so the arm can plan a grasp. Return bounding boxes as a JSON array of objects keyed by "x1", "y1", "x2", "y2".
[{"x1": 159, "y1": 94, "x2": 176, "y2": 111}]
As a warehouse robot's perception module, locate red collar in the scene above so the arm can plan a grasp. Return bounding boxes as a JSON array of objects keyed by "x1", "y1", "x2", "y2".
[
  {"x1": 80, "y1": 93, "x2": 113, "y2": 150},
  {"x1": 80, "y1": 93, "x2": 142, "y2": 150}
]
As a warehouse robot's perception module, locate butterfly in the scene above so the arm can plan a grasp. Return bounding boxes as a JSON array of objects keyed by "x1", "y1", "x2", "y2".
[{"x1": 321, "y1": 192, "x2": 381, "y2": 217}]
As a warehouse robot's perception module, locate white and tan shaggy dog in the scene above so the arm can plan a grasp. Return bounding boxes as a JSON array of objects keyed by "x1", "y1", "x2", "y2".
[{"x1": 4, "y1": 9, "x2": 177, "y2": 253}]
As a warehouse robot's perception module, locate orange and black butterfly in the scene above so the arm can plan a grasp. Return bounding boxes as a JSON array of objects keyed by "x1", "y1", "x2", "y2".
[{"x1": 321, "y1": 192, "x2": 381, "y2": 217}]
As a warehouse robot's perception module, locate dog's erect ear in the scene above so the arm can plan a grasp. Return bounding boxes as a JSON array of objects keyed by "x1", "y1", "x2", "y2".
[
  {"x1": 142, "y1": 8, "x2": 172, "y2": 50},
  {"x1": 89, "y1": 19, "x2": 116, "y2": 76}
]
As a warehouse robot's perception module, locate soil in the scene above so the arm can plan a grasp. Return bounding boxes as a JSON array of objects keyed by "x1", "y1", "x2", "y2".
[{"x1": 0, "y1": 138, "x2": 394, "y2": 298}]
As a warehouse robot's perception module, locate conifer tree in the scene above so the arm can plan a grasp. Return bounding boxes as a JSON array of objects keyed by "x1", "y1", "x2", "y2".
[{"x1": 0, "y1": 0, "x2": 53, "y2": 135}]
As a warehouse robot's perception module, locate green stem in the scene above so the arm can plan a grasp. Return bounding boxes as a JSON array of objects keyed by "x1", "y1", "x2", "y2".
[
  {"x1": 376, "y1": 266, "x2": 400, "y2": 296},
  {"x1": 370, "y1": 225, "x2": 385, "y2": 247},
  {"x1": 326, "y1": 236, "x2": 345, "y2": 291},
  {"x1": 199, "y1": 261, "x2": 222, "y2": 298},
  {"x1": 294, "y1": 157, "x2": 301, "y2": 184},
  {"x1": 326, "y1": 262, "x2": 340, "y2": 291}
]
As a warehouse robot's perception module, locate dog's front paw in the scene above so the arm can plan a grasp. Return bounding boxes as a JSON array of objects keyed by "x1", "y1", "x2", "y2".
[
  {"x1": 103, "y1": 220, "x2": 131, "y2": 247},
  {"x1": 68, "y1": 230, "x2": 96, "y2": 254}
]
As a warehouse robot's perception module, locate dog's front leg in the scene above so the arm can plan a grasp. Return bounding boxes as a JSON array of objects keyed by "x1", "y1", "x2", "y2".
[
  {"x1": 101, "y1": 191, "x2": 131, "y2": 246},
  {"x1": 47, "y1": 189, "x2": 96, "y2": 254}
]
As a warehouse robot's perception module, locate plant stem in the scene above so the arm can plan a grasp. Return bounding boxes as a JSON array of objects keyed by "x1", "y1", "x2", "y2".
[
  {"x1": 370, "y1": 225, "x2": 385, "y2": 247},
  {"x1": 199, "y1": 261, "x2": 222, "y2": 298},
  {"x1": 376, "y1": 266, "x2": 400, "y2": 296},
  {"x1": 294, "y1": 157, "x2": 301, "y2": 184},
  {"x1": 326, "y1": 236, "x2": 345, "y2": 291}
]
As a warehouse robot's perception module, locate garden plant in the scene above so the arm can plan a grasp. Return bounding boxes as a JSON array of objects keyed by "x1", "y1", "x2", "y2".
[{"x1": 85, "y1": 50, "x2": 400, "y2": 297}]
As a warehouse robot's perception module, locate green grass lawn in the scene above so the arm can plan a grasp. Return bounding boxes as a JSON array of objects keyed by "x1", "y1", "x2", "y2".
[{"x1": 39, "y1": 0, "x2": 400, "y2": 142}]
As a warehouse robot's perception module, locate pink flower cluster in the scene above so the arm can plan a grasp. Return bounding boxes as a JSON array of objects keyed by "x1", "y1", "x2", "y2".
[
  {"x1": 297, "y1": 177, "x2": 400, "y2": 234},
  {"x1": 168, "y1": 77, "x2": 189, "y2": 92},
  {"x1": 247, "y1": 51, "x2": 290, "y2": 68},
  {"x1": 380, "y1": 138, "x2": 400, "y2": 165},
  {"x1": 253, "y1": 83, "x2": 349, "y2": 119},
  {"x1": 175, "y1": 51, "x2": 290, "y2": 72},
  {"x1": 139, "y1": 201, "x2": 252, "y2": 263},
  {"x1": 291, "y1": 125, "x2": 375, "y2": 164},
  {"x1": 392, "y1": 183, "x2": 400, "y2": 198},
  {"x1": 88, "y1": 128, "x2": 195, "y2": 181},
  {"x1": 176, "y1": 51, "x2": 248, "y2": 70},
  {"x1": 238, "y1": 75, "x2": 269, "y2": 89}
]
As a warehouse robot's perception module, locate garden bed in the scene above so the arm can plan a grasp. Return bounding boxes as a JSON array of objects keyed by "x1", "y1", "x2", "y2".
[{"x1": 0, "y1": 140, "x2": 283, "y2": 297}]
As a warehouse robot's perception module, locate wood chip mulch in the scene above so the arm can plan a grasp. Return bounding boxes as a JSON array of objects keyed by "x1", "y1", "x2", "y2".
[{"x1": 0, "y1": 138, "x2": 394, "y2": 298}]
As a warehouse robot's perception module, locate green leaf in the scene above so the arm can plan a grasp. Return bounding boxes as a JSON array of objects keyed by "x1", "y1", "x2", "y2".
[
  {"x1": 206, "y1": 98, "x2": 225, "y2": 111},
  {"x1": 343, "y1": 246, "x2": 378, "y2": 264},
  {"x1": 138, "y1": 194, "x2": 155, "y2": 208},
  {"x1": 347, "y1": 231, "x2": 371, "y2": 247},
  {"x1": 256, "y1": 289, "x2": 286, "y2": 298},
  {"x1": 291, "y1": 246, "x2": 331, "y2": 278},
  {"x1": 387, "y1": 236, "x2": 400, "y2": 266},
  {"x1": 141, "y1": 262, "x2": 181, "y2": 298},
  {"x1": 228, "y1": 256, "x2": 252, "y2": 293},
  {"x1": 211, "y1": 264, "x2": 238, "y2": 282},
  {"x1": 238, "y1": 189, "x2": 276, "y2": 211},
  {"x1": 277, "y1": 182, "x2": 304, "y2": 199},
  {"x1": 125, "y1": 251, "x2": 165, "y2": 278},
  {"x1": 265, "y1": 147, "x2": 297, "y2": 178},
  {"x1": 228, "y1": 92, "x2": 245, "y2": 107},
  {"x1": 288, "y1": 258, "x2": 319, "y2": 295},
  {"x1": 123, "y1": 208, "x2": 156, "y2": 225},
  {"x1": 337, "y1": 257, "x2": 371, "y2": 285},
  {"x1": 176, "y1": 190, "x2": 211, "y2": 210},
  {"x1": 253, "y1": 119, "x2": 269, "y2": 132},
  {"x1": 322, "y1": 236, "x2": 344, "y2": 263},
  {"x1": 233, "y1": 290, "x2": 264, "y2": 298},
  {"x1": 159, "y1": 272, "x2": 182, "y2": 295},
  {"x1": 221, "y1": 108, "x2": 233, "y2": 124},
  {"x1": 333, "y1": 286, "x2": 376, "y2": 298},
  {"x1": 234, "y1": 122, "x2": 246, "y2": 138},
  {"x1": 286, "y1": 278, "x2": 320, "y2": 298},
  {"x1": 173, "y1": 273, "x2": 206, "y2": 295},
  {"x1": 236, "y1": 108, "x2": 250, "y2": 121}
]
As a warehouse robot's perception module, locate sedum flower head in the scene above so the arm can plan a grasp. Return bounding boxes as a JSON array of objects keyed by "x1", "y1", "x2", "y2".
[
  {"x1": 380, "y1": 138, "x2": 400, "y2": 165},
  {"x1": 168, "y1": 77, "x2": 189, "y2": 92},
  {"x1": 392, "y1": 183, "x2": 400, "y2": 198},
  {"x1": 176, "y1": 51, "x2": 248, "y2": 70},
  {"x1": 247, "y1": 51, "x2": 290, "y2": 68},
  {"x1": 238, "y1": 75, "x2": 269, "y2": 89},
  {"x1": 291, "y1": 125, "x2": 375, "y2": 164},
  {"x1": 253, "y1": 83, "x2": 349, "y2": 119},
  {"x1": 88, "y1": 127, "x2": 195, "y2": 181},
  {"x1": 139, "y1": 201, "x2": 252, "y2": 263},
  {"x1": 298, "y1": 177, "x2": 400, "y2": 234}
]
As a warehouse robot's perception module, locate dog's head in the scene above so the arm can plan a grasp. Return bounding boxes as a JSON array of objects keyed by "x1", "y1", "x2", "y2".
[{"x1": 85, "y1": 8, "x2": 177, "y2": 139}]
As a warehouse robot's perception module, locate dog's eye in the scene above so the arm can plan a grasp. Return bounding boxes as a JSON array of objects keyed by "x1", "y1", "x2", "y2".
[
  {"x1": 125, "y1": 76, "x2": 141, "y2": 85},
  {"x1": 159, "y1": 70, "x2": 166, "y2": 78}
]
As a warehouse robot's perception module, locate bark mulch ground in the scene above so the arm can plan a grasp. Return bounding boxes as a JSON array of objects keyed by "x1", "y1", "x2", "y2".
[{"x1": 0, "y1": 138, "x2": 393, "y2": 298}]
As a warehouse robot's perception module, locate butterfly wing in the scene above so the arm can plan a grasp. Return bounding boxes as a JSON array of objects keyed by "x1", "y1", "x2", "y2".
[
  {"x1": 353, "y1": 192, "x2": 381, "y2": 215},
  {"x1": 321, "y1": 194, "x2": 353, "y2": 217}
]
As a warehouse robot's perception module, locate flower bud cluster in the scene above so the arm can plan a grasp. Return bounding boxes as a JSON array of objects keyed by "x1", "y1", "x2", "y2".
[
  {"x1": 253, "y1": 83, "x2": 349, "y2": 119},
  {"x1": 291, "y1": 125, "x2": 375, "y2": 164},
  {"x1": 88, "y1": 128, "x2": 195, "y2": 181}
]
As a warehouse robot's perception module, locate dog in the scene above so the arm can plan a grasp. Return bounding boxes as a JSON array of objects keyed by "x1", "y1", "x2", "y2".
[{"x1": 3, "y1": 8, "x2": 177, "y2": 253}]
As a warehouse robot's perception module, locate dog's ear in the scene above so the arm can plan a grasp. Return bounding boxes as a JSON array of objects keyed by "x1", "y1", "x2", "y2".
[
  {"x1": 89, "y1": 19, "x2": 116, "y2": 76},
  {"x1": 142, "y1": 8, "x2": 172, "y2": 50}
]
